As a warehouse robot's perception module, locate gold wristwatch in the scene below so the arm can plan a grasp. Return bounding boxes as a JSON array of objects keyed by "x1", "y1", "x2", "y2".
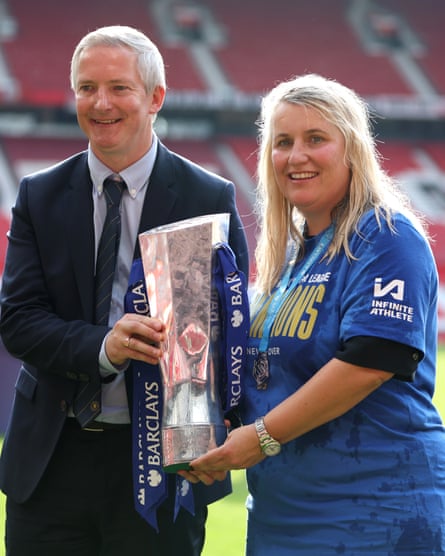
[{"x1": 255, "y1": 417, "x2": 281, "y2": 456}]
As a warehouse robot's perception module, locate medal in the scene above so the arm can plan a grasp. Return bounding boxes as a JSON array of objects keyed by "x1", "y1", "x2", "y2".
[
  {"x1": 253, "y1": 351, "x2": 269, "y2": 390},
  {"x1": 253, "y1": 225, "x2": 335, "y2": 389}
]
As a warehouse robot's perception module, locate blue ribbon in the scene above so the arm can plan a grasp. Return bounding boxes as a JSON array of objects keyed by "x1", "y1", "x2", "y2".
[
  {"x1": 258, "y1": 224, "x2": 334, "y2": 354},
  {"x1": 124, "y1": 243, "x2": 249, "y2": 530},
  {"x1": 125, "y1": 259, "x2": 173, "y2": 530},
  {"x1": 213, "y1": 243, "x2": 249, "y2": 413}
]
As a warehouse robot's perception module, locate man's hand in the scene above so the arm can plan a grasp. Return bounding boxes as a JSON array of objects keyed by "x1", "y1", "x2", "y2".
[{"x1": 105, "y1": 313, "x2": 166, "y2": 366}]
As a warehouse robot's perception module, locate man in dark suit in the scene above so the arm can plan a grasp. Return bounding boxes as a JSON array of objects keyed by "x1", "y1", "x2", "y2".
[{"x1": 0, "y1": 25, "x2": 248, "y2": 556}]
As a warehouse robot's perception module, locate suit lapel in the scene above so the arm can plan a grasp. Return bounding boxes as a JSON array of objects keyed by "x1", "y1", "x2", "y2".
[
  {"x1": 65, "y1": 156, "x2": 96, "y2": 320},
  {"x1": 62, "y1": 146, "x2": 180, "y2": 312},
  {"x1": 134, "y1": 144, "x2": 178, "y2": 259}
]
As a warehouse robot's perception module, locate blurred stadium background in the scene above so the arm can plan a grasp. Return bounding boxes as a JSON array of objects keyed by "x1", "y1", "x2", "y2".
[{"x1": 0, "y1": 0, "x2": 444, "y2": 432}]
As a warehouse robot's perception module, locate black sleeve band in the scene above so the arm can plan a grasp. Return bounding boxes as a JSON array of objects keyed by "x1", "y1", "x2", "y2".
[{"x1": 335, "y1": 336, "x2": 423, "y2": 382}]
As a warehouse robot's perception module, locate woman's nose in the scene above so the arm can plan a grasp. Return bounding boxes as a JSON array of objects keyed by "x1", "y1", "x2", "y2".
[{"x1": 288, "y1": 143, "x2": 308, "y2": 164}]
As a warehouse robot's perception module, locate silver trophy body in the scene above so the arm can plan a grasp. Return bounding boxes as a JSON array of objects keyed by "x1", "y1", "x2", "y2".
[{"x1": 139, "y1": 214, "x2": 229, "y2": 471}]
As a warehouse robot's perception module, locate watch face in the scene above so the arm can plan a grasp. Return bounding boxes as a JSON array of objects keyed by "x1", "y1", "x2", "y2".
[
  {"x1": 263, "y1": 441, "x2": 281, "y2": 456},
  {"x1": 255, "y1": 417, "x2": 281, "y2": 456}
]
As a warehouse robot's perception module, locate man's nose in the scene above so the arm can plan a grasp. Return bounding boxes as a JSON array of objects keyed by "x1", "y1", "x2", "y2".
[{"x1": 94, "y1": 88, "x2": 112, "y2": 109}]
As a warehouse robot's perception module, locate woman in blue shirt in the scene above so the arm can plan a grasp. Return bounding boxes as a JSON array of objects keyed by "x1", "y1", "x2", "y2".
[{"x1": 182, "y1": 74, "x2": 445, "y2": 555}]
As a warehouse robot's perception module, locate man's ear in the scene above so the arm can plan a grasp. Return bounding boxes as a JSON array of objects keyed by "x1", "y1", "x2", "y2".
[{"x1": 149, "y1": 85, "x2": 166, "y2": 116}]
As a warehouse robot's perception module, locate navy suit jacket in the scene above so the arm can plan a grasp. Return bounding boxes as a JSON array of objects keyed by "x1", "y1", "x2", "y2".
[{"x1": 0, "y1": 141, "x2": 249, "y2": 506}]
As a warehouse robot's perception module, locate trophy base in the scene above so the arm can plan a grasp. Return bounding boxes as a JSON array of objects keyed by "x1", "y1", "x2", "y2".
[
  {"x1": 162, "y1": 423, "x2": 227, "y2": 473},
  {"x1": 163, "y1": 461, "x2": 192, "y2": 473}
]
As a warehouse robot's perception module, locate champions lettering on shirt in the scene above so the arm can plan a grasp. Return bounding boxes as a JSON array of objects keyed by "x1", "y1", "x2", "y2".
[{"x1": 251, "y1": 277, "x2": 331, "y2": 342}]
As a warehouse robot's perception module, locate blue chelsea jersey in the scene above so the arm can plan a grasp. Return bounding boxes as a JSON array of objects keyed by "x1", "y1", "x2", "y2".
[{"x1": 242, "y1": 210, "x2": 445, "y2": 555}]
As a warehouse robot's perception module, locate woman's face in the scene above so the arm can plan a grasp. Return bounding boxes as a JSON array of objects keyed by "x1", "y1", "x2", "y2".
[{"x1": 271, "y1": 102, "x2": 351, "y2": 235}]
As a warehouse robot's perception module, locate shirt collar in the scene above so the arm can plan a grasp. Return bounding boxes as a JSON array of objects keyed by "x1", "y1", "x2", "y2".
[{"x1": 88, "y1": 135, "x2": 159, "y2": 198}]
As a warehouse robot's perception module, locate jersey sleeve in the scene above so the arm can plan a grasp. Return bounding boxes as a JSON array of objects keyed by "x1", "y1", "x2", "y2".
[{"x1": 338, "y1": 211, "x2": 438, "y2": 356}]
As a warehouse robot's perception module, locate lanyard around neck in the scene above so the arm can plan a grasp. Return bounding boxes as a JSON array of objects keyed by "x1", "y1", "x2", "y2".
[{"x1": 258, "y1": 224, "x2": 334, "y2": 354}]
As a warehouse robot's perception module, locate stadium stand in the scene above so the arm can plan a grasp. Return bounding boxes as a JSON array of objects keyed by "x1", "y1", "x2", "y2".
[
  {"x1": 206, "y1": 0, "x2": 414, "y2": 96},
  {"x1": 383, "y1": 0, "x2": 445, "y2": 94},
  {"x1": 0, "y1": 0, "x2": 205, "y2": 106}
]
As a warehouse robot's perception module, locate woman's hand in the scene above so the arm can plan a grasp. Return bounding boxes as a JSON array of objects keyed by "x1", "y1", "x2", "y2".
[{"x1": 178, "y1": 423, "x2": 265, "y2": 485}]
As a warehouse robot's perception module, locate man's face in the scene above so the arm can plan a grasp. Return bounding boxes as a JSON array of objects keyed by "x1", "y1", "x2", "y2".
[{"x1": 74, "y1": 45, "x2": 164, "y2": 171}]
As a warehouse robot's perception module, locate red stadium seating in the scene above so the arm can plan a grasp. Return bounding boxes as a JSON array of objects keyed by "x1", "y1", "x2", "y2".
[
  {"x1": 383, "y1": 0, "x2": 445, "y2": 94},
  {"x1": 3, "y1": 0, "x2": 444, "y2": 102},
  {"x1": 1, "y1": 0, "x2": 204, "y2": 106},
  {"x1": 203, "y1": 0, "x2": 413, "y2": 96}
]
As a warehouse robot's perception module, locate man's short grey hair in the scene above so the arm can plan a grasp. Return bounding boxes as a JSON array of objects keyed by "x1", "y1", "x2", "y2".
[{"x1": 70, "y1": 25, "x2": 166, "y2": 93}]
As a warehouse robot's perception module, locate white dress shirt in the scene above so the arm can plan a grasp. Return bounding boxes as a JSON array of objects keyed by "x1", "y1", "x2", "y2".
[{"x1": 89, "y1": 137, "x2": 158, "y2": 423}]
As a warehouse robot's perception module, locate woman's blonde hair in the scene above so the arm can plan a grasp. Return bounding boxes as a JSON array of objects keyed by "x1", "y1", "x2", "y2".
[{"x1": 254, "y1": 73, "x2": 424, "y2": 293}]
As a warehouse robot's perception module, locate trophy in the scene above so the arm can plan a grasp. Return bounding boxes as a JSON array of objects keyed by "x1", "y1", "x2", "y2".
[{"x1": 139, "y1": 214, "x2": 230, "y2": 472}]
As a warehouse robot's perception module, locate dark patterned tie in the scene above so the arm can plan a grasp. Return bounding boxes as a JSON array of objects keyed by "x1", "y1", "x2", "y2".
[
  {"x1": 94, "y1": 175, "x2": 126, "y2": 325},
  {"x1": 73, "y1": 175, "x2": 125, "y2": 426}
]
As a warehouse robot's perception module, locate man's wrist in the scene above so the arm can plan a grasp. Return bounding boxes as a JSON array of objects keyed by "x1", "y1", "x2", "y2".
[{"x1": 99, "y1": 334, "x2": 129, "y2": 375}]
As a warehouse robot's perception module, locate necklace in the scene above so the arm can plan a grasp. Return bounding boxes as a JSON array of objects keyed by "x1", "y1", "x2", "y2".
[{"x1": 252, "y1": 224, "x2": 334, "y2": 390}]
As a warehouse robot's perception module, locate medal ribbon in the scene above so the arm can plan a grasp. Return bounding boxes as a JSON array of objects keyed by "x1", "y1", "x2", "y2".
[{"x1": 256, "y1": 225, "x2": 334, "y2": 373}]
